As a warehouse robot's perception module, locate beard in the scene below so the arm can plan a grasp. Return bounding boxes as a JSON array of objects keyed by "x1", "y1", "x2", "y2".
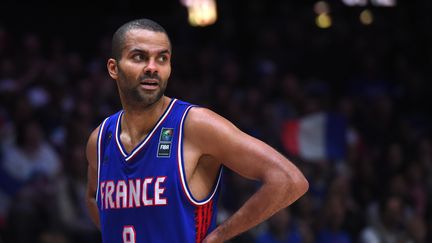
[
  {"x1": 117, "y1": 68, "x2": 167, "y2": 108},
  {"x1": 129, "y1": 82, "x2": 165, "y2": 106}
]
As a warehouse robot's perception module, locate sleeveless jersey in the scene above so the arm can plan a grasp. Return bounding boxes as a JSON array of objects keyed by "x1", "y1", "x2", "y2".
[{"x1": 95, "y1": 99, "x2": 223, "y2": 243}]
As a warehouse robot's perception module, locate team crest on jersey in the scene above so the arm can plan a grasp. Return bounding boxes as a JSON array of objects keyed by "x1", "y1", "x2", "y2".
[
  {"x1": 160, "y1": 128, "x2": 174, "y2": 142},
  {"x1": 158, "y1": 128, "x2": 174, "y2": 157}
]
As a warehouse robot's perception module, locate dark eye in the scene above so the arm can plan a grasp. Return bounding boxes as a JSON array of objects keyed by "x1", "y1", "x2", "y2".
[
  {"x1": 157, "y1": 55, "x2": 168, "y2": 63},
  {"x1": 133, "y1": 54, "x2": 146, "y2": 61}
]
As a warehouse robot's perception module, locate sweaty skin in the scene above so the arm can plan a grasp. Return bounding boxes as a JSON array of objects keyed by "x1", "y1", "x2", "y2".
[{"x1": 86, "y1": 27, "x2": 308, "y2": 242}]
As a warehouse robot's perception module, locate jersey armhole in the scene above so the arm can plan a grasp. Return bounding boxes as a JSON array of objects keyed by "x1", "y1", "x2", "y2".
[{"x1": 177, "y1": 106, "x2": 223, "y2": 206}]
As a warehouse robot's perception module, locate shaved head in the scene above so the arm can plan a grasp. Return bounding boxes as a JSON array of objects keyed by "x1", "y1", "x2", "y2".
[{"x1": 111, "y1": 18, "x2": 171, "y2": 60}]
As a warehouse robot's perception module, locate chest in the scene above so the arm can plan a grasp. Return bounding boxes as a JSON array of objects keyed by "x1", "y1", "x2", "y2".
[{"x1": 102, "y1": 125, "x2": 179, "y2": 176}]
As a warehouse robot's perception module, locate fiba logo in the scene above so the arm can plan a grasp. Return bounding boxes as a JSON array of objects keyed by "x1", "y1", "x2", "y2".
[{"x1": 158, "y1": 128, "x2": 174, "y2": 158}]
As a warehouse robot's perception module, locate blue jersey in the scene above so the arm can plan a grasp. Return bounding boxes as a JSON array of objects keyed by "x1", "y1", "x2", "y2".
[{"x1": 96, "y1": 99, "x2": 223, "y2": 243}]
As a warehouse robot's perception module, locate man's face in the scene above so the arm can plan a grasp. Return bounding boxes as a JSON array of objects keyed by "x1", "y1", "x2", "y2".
[{"x1": 109, "y1": 29, "x2": 172, "y2": 107}]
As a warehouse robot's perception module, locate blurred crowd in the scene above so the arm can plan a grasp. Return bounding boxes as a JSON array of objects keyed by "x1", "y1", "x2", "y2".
[{"x1": 0, "y1": 1, "x2": 431, "y2": 242}]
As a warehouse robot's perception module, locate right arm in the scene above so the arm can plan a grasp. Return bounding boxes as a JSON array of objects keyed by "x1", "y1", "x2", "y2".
[{"x1": 85, "y1": 126, "x2": 101, "y2": 229}]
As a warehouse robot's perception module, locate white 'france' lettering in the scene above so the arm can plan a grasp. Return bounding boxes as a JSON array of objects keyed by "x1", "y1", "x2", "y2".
[
  {"x1": 142, "y1": 178, "x2": 154, "y2": 206},
  {"x1": 116, "y1": 180, "x2": 127, "y2": 208},
  {"x1": 155, "y1": 177, "x2": 167, "y2": 205},
  {"x1": 129, "y1": 179, "x2": 141, "y2": 208},
  {"x1": 100, "y1": 176, "x2": 168, "y2": 209}
]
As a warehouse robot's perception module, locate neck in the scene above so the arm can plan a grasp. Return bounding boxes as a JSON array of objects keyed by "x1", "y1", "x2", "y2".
[{"x1": 121, "y1": 96, "x2": 171, "y2": 144}]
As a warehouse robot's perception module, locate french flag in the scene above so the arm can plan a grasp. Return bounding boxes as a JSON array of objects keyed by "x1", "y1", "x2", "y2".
[{"x1": 282, "y1": 112, "x2": 347, "y2": 161}]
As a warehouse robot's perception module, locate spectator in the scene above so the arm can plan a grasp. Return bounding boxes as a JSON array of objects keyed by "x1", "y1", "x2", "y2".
[{"x1": 360, "y1": 195, "x2": 411, "y2": 243}]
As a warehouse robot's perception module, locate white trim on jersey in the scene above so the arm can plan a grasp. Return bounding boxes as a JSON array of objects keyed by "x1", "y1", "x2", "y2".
[
  {"x1": 96, "y1": 117, "x2": 109, "y2": 202},
  {"x1": 115, "y1": 111, "x2": 127, "y2": 157},
  {"x1": 177, "y1": 106, "x2": 223, "y2": 206},
  {"x1": 115, "y1": 99, "x2": 178, "y2": 162}
]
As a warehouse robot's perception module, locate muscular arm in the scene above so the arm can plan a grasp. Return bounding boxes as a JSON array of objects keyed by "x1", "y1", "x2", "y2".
[
  {"x1": 85, "y1": 126, "x2": 101, "y2": 229},
  {"x1": 186, "y1": 108, "x2": 308, "y2": 243}
]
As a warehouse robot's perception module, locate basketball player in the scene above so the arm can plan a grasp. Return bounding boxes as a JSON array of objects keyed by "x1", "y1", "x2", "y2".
[{"x1": 85, "y1": 18, "x2": 308, "y2": 243}]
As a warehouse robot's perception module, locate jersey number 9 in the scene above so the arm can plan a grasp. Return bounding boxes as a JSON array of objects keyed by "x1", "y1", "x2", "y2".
[{"x1": 123, "y1": 226, "x2": 136, "y2": 243}]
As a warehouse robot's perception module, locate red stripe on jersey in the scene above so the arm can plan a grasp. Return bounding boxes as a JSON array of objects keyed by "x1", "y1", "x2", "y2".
[{"x1": 195, "y1": 200, "x2": 214, "y2": 243}]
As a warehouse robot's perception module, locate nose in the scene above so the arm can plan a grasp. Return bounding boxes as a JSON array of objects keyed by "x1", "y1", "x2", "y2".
[{"x1": 144, "y1": 58, "x2": 158, "y2": 74}]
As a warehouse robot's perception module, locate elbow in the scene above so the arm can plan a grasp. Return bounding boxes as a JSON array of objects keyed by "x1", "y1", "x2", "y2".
[
  {"x1": 295, "y1": 174, "x2": 309, "y2": 198},
  {"x1": 263, "y1": 161, "x2": 309, "y2": 206},
  {"x1": 279, "y1": 168, "x2": 309, "y2": 203}
]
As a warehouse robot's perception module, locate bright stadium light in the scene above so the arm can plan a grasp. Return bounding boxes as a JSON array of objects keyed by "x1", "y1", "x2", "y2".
[
  {"x1": 313, "y1": 1, "x2": 332, "y2": 29},
  {"x1": 342, "y1": 0, "x2": 396, "y2": 7},
  {"x1": 342, "y1": 0, "x2": 368, "y2": 7},
  {"x1": 360, "y1": 9, "x2": 374, "y2": 25},
  {"x1": 371, "y1": 0, "x2": 396, "y2": 7},
  {"x1": 316, "y1": 13, "x2": 332, "y2": 28},
  {"x1": 314, "y1": 1, "x2": 330, "y2": 15},
  {"x1": 181, "y1": 0, "x2": 218, "y2": 27}
]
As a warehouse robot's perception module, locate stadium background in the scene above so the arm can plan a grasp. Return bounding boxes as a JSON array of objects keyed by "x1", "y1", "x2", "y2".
[{"x1": 0, "y1": 0, "x2": 431, "y2": 242}]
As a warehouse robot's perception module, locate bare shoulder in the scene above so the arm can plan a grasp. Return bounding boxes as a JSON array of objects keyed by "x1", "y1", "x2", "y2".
[
  {"x1": 183, "y1": 106, "x2": 258, "y2": 163},
  {"x1": 184, "y1": 107, "x2": 241, "y2": 148},
  {"x1": 185, "y1": 107, "x2": 239, "y2": 135},
  {"x1": 185, "y1": 106, "x2": 222, "y2": 124}
]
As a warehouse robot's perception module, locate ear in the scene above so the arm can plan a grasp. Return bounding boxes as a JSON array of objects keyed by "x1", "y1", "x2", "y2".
[{"x1": 107, "y1": 58, "x2": 118, "y2": 79}]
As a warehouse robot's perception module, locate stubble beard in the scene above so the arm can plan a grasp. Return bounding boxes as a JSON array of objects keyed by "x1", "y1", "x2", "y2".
[
  {"x1": 117, "y1": 67, "x2": 167, "y2": 109},
  {"x1": 128, "y1": 83, "x2": 166, "y2": 108}
]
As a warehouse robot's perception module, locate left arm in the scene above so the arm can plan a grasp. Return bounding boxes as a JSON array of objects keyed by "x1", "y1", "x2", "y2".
[{"x1": 185, "y1": 108, "x2": 308, "y2": 242}]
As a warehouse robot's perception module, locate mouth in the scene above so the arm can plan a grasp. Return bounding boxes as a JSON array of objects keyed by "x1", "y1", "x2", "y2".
[{"x1": 140, "y1": 79, "x2": 159, "y2": 91}]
